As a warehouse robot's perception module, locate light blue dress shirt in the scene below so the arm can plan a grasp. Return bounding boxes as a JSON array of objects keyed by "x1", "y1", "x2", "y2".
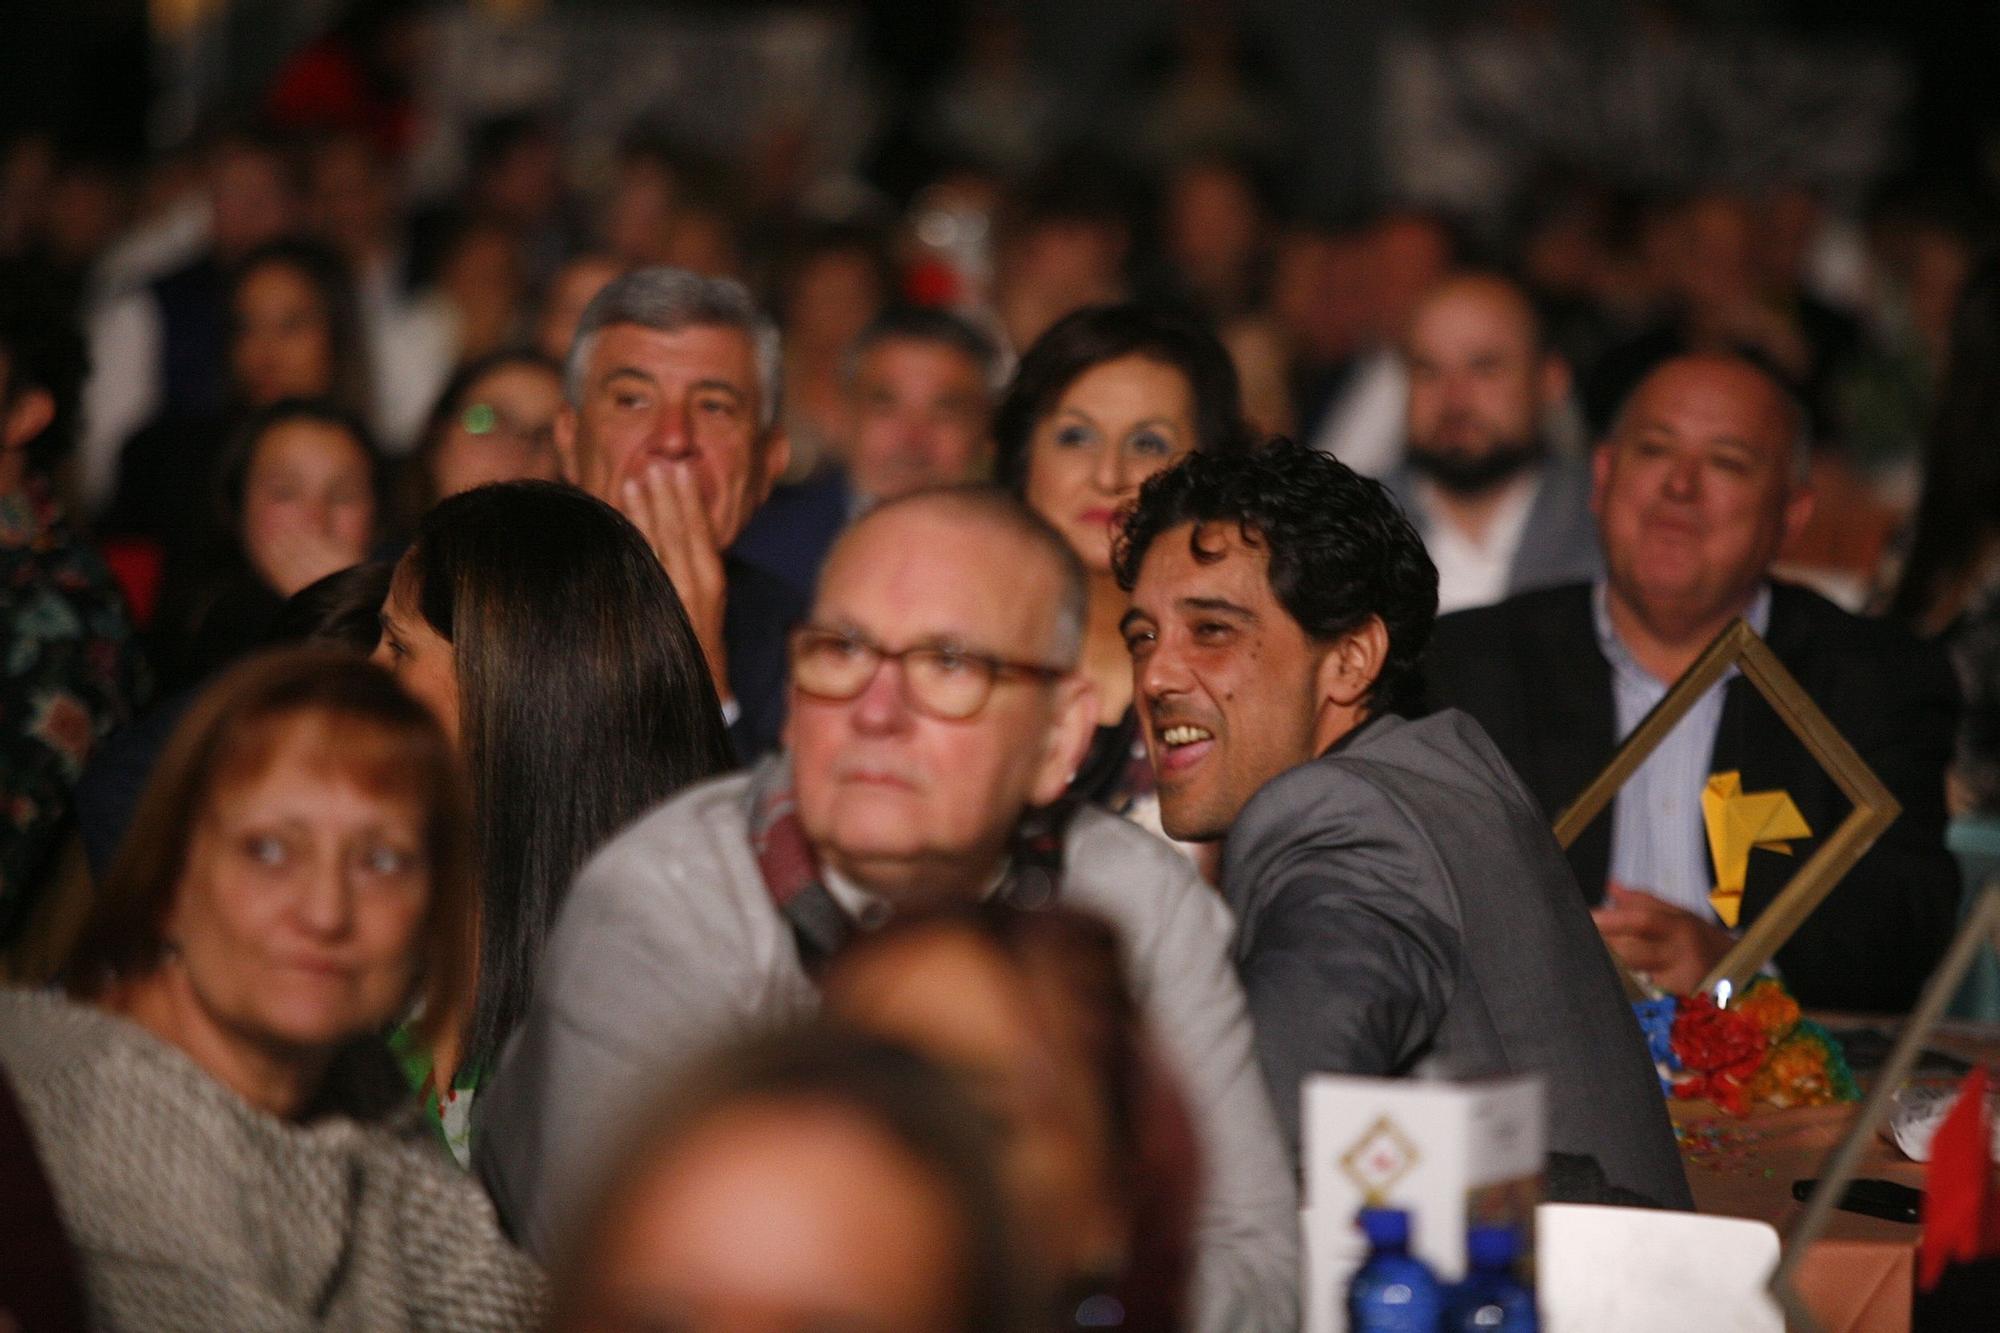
[{"x1": 1593, "y1": 582, "x2": 1771, "y2": 920}]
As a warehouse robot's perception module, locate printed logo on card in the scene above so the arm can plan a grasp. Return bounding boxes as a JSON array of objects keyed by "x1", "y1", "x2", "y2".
[{"x1": 1340, "y1": 1115, "x2": 1421, "y2": 1204}]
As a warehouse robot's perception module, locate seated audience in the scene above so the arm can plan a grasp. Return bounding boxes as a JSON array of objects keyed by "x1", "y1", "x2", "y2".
[
  {"x1": 535, "y1": 252, "x2": 622, "y2": 366},
  {"x1": 1430, "y1": 354, "x2": 1960, "y2": 1011},
  {"x1": 302, "y1": 130, "x2": 455, "y2": 453},
  {"x1": 1387, "y1": 271, "x2": 1600, "y2": 613},
  {"x1": 823, "y1": 905, "x2": 1200, "y2": 1333},
  {"x1": 474, "y1": 486, "x2": 1297, "y2": 1331},
  {"x1": 769, "y1": 224, "x2": 895, "y2": 472},
  {"x1": 1888, "y1": 256, "x2": 2000, "y2": 817},
  {"x1": 733, "y1": 305, "x2": 1000, "y2": 597},
  {"x1": 79, "y1": 131, "x2": 302, "y2": 511},
  {"x1": 0, "y1": 267, "x2": 146, "y2": 944},
  {"x1": 555, "y1": 267, "x2": 805, "y2": 759},
  {"x1": 400, "y1": 348, "x2": 564, "y2": 523},
  {"x1": 1115, "y1": 438, "x2": 1691, "y2": 1207},
  {"x1": 1307, "y1": 210, "x2": 1456, "y2": 478},
  {"x1": 100, "y1": 236, "x2": 372, "y2": 602},
  {"x1": 546, "y1": 1029, "x2": 1027, "y2": 1333},
  {"x1": 993, "y1": 303, "x2": 1249, "y2": 830},
  {"x1": 993, "y1": 162, "x2": 1134, "y2": 354},
  {"x1": 375, "y1": 481, "x2": 733, "y2": 1160},
  {"x1": 150, "y1": 397, "x2": 382, "y2": 691},
  {"x1": 2, "y1": 648, "x2": 541, "y2": 1329}
]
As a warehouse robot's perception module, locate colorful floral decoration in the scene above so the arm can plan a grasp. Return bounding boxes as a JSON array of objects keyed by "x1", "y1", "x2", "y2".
[{"x1": 1633, "y1": 978, "x2": 1857, "y2": 1116}]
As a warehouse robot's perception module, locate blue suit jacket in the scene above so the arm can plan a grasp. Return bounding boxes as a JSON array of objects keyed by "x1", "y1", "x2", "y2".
[
  {"x1": 729, "y1": 467, "x2": 856, "y2": 601},
  {"x1": 723, "y1": 555, "x2": 806, "y2": 762}
]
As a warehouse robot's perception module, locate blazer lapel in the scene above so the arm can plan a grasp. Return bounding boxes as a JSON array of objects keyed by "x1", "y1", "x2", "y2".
[{"x1": 1537, "y1": 590, "x2": 1618, "y2": 903}]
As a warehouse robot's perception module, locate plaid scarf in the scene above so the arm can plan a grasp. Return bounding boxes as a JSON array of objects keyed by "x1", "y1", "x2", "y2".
[{"x1": 746, "y1": 756, "x2": 1068, "y2": 976}]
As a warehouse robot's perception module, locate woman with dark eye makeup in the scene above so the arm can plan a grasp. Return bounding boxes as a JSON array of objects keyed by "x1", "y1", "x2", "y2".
[{"x1": 992, "y1": 304, "x2": 1249, "y2": 841}]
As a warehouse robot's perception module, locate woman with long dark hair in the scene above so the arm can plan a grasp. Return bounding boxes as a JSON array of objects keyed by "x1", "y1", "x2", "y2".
[
  {"x1": 374, "y1": 480, "x2": 733, "y2": 1158},
  {"x1": 1889, "y1": 254, "x2": 2000, "y2": 815},
  {"x1": 993, "y1": 303, "x2": 1248, "y2": 830},
  {"x1": 149, "y1": 397, "x2": 387, "y2": 690}
]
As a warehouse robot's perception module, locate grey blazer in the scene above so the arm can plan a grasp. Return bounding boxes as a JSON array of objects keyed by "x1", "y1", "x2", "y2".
[
  {"x1": 1386, "y1": 453, "x2": 1603, "y2": 601},
  {"x1": 1222, "y1": 709, "x2": 1692, "y2": 1209}
]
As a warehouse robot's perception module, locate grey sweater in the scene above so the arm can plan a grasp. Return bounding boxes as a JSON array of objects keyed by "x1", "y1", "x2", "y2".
[
  {"x1": 475, "y1": 758, "x2": 1301, "y2": 1333},
  {"x1": 0, "y1": 989, "x2": 543, "y2": 1332}
]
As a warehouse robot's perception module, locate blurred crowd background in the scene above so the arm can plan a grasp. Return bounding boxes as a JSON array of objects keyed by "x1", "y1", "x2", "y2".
[{"x1": 3, "y1": 0, "x2": 1998, "y2": 602}]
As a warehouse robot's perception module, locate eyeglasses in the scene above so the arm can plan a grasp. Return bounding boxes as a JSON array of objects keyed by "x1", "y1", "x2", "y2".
[
  {"x1": 789, "y1": 625, "x2": 1068, "y2": 720},
  {"x1": 461, "y1": 402, "x2": 555, "y2": 450}
]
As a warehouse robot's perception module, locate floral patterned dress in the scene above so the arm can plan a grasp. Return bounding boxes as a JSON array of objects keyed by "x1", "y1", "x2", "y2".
[{"x1": 0, "y1": 482, "x2": 147, "y2": 937}]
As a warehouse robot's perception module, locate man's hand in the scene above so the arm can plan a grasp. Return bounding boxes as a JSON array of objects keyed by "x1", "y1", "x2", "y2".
[
  {"x1": 617, "y1": 459, "x2": 731, "y2": 696},
  {"x1": 1591, "y1": 881, "x2": 1735, "y2": 994}
]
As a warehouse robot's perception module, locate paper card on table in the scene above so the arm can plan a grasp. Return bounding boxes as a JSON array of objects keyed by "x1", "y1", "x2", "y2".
[
  {"x1": 1536, "y1": 1203, "x2": 1782, "y2": 1332},
  {"x1": 1703, "y1": 771, "x2": 1811, "y2": 927},
  {"x1": 1300, "y1": 1073, "x2": 1544, "y2": 1333}
]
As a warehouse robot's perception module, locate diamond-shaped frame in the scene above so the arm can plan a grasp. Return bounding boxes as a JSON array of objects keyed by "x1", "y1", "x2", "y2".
[
  {"x1": 1552, "y1": 617, "x2": 1902, "y2": 997},
  {"x1": 1339, "y1": 1115, "x2": 1422, "y2": 1204},
  {"x1": 1770, "y1": 878, "x2": 2000, "y2": 1332}
]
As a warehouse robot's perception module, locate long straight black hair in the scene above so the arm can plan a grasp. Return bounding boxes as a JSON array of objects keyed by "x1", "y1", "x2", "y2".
[{"x1": 400, "y1": 480, "x2": 735, "y2": 1071}]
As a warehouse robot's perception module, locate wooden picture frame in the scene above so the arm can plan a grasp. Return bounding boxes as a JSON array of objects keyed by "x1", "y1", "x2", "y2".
[{"x1": 1552, "y1": 618, "x2": 1901, "y2": 998}]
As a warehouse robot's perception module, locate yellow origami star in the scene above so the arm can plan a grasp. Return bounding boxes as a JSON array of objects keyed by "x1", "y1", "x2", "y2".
[{"x1": 1702, "y1": 771, "x2": 1812, "y2": 927}]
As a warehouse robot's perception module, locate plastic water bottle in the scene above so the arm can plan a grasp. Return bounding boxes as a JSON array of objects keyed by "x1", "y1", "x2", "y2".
[
  {"x1": 1347, "y1": 1206, "x2": 1446, "y2": 1332},
  {"x1": 1445, "y1": 1224, "x2": 1539, "y2": 1331}
]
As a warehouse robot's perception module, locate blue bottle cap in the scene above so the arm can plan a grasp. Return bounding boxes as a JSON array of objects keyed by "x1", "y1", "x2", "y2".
[
  {"x1": 1357, "y1": 1206, "x2": 1412, "y2": 1247},
  {"x1": 1466, "y1": 1223, "x2": 1520, "y2": 1268}
]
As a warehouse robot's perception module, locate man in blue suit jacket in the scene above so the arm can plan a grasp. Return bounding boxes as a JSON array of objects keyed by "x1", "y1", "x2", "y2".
[
  {"x1": 557, "y1": 268, "x2": 804, "y2": 759},
  {"x1": 733, "y1": 307, "x2": 1000, "y2": 599}
]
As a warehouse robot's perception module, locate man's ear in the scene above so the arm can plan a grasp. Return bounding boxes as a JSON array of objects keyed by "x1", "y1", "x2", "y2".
[
  {"x1": 1589, "y1": 439, "x2": 1615, "y2": 520},
  {"x1": 2, "y1": 387, "x2": 53, "y2": 453},
  {"x1": 1315, "y1": 615, "x2": 1390, "y2": 711},
  {"x1": 553, "y1": 405, "x2": 582, "y2": 483},
  {"x1": 1780, "y1": 479, "x2": 1816, "y2": 550},
  {"x1": 756, "y1": 427, "x2": 793, "y2": 506},
  {"x1": 1029, "y1": 674, "x2": 1100, "y2": 808}
]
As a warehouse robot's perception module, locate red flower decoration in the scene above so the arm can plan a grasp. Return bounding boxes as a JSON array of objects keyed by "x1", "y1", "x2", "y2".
[{"x1": 1669, "y1": 994, "x2": 1769, "y2": 1116}]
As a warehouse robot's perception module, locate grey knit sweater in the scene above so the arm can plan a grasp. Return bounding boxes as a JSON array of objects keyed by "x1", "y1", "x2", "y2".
[{"x1": 0, "y1": 989, "x2": 543, "y2": 1332}]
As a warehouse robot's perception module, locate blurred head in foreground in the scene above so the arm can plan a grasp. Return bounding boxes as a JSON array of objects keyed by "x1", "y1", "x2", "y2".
[
  {"x1": 548, "y1": 1028, "x2": 1028, "y2": 1333},
  {"x1": 822, "y1": 904, "x2": 1199, "y2": 1332}
]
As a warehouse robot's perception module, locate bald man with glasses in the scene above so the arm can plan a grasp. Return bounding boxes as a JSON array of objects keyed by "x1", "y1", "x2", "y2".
[{"x1": 474, "y1": 486, "x2": 1298, "y2": 1333}]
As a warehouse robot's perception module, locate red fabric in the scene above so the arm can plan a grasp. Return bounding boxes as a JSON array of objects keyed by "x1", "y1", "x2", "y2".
[
  {"x1": 1918, "y1": 1067, "x2": 2000, "y2": 1290},
  {"x1": 264, "y1": 40, "x2": 416, "y2": 160},
  {"x1": 99, "y1": 536, "x2": 163, "y2": 628}
]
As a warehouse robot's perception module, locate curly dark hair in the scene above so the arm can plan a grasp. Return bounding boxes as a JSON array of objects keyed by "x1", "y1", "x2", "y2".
[
  {"x1": 992, "y1": 303, "x2": 1248, "y2": 493},
  {"x1": 1112, "y1": 438, "x2": 1438, "y2": 716}
]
